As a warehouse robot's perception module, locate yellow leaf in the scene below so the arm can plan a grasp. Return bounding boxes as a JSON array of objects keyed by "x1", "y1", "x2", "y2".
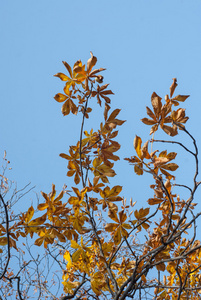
[
  {"x1": 110, "y1": 185, "x2": 122, "y2": 196},
  {"x1": 91, "y1": 273, "x2": 103, "y2": 295},
  {"x1": 133, "y1": 136, "x2": 142, "y2": 159},
  {"x1": 71, "y1": 240, "x2": 79, "y2": 249},
  {"x1": 28, "y1": 214, "x2": 46, "y2": 226},
  {"x1": 63, "y1": 251, "x2": 73, "y2": 268},
  {"x1": 37, "y1": 203, "x2": 48, "y2": 211},
  {"x1": 72, "y1": 249, "x2": 81, "y2": 262},
  {"x1": 62, "y1": 61, "x2": 72, "y2": 77},
  {"x1": 54, "y1": 72, "x2": 70, "y2": 81},
  {"x1": 25, "y1": 206, "x2": 34, "y2": 223},
  {"x1": 93, "y1": 157, "x2": 102, "y2": 168}
]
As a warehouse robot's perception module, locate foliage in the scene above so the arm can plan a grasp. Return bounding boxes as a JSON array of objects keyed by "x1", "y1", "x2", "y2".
[{"x1": 1, "y1": 53, "x2": 201, "y2": 300}]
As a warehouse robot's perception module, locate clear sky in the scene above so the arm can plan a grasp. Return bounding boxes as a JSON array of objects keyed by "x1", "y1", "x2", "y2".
[{"x1": 1, "y1": 0, "x2": 201, "y2": 211}]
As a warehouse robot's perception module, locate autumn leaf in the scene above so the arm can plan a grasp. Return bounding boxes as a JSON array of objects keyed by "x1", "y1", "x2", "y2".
[
  {"x1": 170, "y1": 78, "x2": 177, "y2": 97},
  {"x1": 105, "y1": 210, "x2": 132, "y2": 245}
]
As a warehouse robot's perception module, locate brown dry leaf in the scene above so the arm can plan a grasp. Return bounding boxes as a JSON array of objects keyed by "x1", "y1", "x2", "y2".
[
  {"x1": 161, "y1": 124, "x2": 178, "y2": 136},
  {"x1": 54, "y1": 93, "x2": 68, "y2": 103},
  {"x1": 87, "y1": 51, "x2": 97, "y2": 73},
  {"x1": 170, "y1": 78, "x2": 177, "y2": 97},
  {"x1": 104, "y1": 103, "x2": 111, "y2": 121},
  {"x1": 141, "y1": 118, "x2": 156, "y2": 125},
  {"x1": 148, "y1": 198, "x2": 163, "y2": 205},
  {"x1": 172, "y1": 95, "x2": 189, "y2": 102},
  {"x1": 153, "y1": 157, "x2": 169, "y2": 167},
  {"x1": 150, "y1": 124, "x2": 159, "y2": 135},
  {"x1": 151, "y1": 92, "x2": 162, "y2": 119}
]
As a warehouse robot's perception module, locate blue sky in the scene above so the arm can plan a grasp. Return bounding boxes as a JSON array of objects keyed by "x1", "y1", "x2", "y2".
[{"x1": 1, "y1": 0, "x2": 201, "y2": 211}]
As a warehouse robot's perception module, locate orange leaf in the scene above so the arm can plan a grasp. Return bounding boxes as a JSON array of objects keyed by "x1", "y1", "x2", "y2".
[
  {"x1": 54, "y1": 93, "x2": 68, "y2": 103},
  {"x1": 148, "y1": 198, "x2": 163, "y2": 205},
  {"x1": 62, "y1": 61, "x2": 72, "y2": 77},
  {"x1": 38, "y1": 203, "x2": 48, "y2": 211},
  {"x1": 54, "y1": 73, "x2": 70, "y2": 81}
]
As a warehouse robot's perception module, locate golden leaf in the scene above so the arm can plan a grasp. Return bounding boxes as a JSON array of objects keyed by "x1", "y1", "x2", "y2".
[
  {"x1": 0, "y1": 237, "x2": 7, "y2": 246},
  {"x1": 133, "y1": 135, "x2": 142, "y2": 159},
  {"x1": 162, "y1": 163, "x2": 179, "y2": 171},
  {"x1": 25, "y1": 206, "x2": 34, "y2": 223},
  {"x1": 134, "y1": 164, "x2": 143, "y2": 175},
  {"x1": 38, "y1": 203, "x2": 48, "y2": 211},
  {"x1": 54, "y1": 72, "x2": 70, "y2": 81},
  {"x1": 62, "y1": 61, "x2": 72, "y2": 77},
  {"x1": 105, "y1": 223, "x2": 118, "y2": 232},
  {"x1": 114, "y1": 228, "x2": 121, "y2": 245},
  {"x1": 108, "y1": 210, "x2": 119, "y2": 223},
  {"x1": 54, "y1": 93, "x2": 68, "y2": 103}
]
